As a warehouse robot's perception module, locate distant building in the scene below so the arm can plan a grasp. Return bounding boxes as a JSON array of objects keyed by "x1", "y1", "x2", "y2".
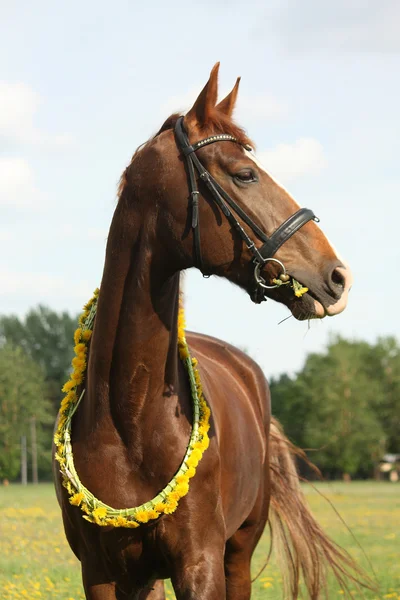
[{"x1": 379, "y1": 454, "x2": 400, "y2": 482}]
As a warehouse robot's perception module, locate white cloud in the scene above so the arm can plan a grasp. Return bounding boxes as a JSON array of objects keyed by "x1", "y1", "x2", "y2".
[
  {"x1": 0, "y1": 158, "x2": 45, "y2": 209},
  {"x1": 256, "y1": 138, "x2": 326, "y2": 184},
  {"x1": 0, "y1": 81, "x2": 73, "y2": 148}
]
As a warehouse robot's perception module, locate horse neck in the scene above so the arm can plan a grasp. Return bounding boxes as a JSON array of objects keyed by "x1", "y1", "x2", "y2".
[{"x1": 85, "y1": 199, "x2": 181, "y2": 445}]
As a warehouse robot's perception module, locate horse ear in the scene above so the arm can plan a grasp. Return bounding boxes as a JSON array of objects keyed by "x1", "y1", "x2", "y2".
[
  {"x1": 186, "y1": 62, "x2": 220, "y2": 125},
  {"x1": 216, "y1": 77, "x2": 241, "y2": 117}
]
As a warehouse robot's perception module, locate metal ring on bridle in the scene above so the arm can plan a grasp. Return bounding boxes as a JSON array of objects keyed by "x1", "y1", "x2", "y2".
[{"x1": 254, "y1": 258, "x2": 287, "y2": 290}]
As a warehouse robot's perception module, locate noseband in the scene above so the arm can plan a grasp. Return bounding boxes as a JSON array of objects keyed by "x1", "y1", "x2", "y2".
[{"x1": 174, "y1": 117, "x2": 319, "y2": 303}]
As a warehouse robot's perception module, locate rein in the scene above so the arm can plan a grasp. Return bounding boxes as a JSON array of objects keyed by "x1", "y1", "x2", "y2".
[
  {"x1": 54, "y1": 291, "x2": 211, "y2": 528},
  {"x1": 174, "y1": 116, "x2": 318, "y2": 302}
]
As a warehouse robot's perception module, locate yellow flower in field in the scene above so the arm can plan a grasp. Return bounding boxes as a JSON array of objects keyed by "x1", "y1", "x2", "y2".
[
  {"x1": 44, "y1": 577, "x2": 54, "y2": 589},
  {"x1": 263, "y1": 582, "x2": 272, "y2": 588}
]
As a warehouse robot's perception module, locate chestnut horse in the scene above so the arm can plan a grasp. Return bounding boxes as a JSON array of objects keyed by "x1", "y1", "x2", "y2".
[{"x1": 54, "y1": 64, "x2": 363, "y2": 599}]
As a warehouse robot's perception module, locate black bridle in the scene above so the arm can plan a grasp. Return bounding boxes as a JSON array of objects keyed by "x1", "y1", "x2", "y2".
[{"x1": 174, "y1": 117, "x2": 319, "y2": 302}]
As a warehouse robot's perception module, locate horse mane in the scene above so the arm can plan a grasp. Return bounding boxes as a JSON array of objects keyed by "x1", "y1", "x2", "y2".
[{"x1": 117, "y1": 110, "x2": 254, "y2": 199}]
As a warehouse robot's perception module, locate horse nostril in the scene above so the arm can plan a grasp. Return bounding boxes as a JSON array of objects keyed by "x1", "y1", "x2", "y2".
[{"x1": 331, "y1": 267, "x2": 345, "y2": 290}]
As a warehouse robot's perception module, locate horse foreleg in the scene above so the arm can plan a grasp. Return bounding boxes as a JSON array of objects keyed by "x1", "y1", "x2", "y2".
[
  {"x1": 171, "y1": 553, "x2": 226, "y2": 600},
  {"x1": 82, "y1": 581, "x2": 117, "y2": 600}
]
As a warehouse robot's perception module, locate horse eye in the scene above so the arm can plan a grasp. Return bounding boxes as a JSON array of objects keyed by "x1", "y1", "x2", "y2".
[{"x1": 235, "y1": 169, "x2": 256, "y2": 183}]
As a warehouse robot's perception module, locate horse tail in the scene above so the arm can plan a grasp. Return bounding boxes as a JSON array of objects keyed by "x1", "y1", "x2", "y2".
[{"x1": 268, "y1": 417, "x2": 374, "y2": 599}]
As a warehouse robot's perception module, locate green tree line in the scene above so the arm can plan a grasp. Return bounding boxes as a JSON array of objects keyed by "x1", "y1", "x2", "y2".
[
  {"x1": 0, "y1": 307, "x2": 76, "y2": 481},
  {"x1": 271, "y1": 336, "x2": 400, "y2": 479},
  {"x1": 0, "y1": 306, "x2": 399, "y2": 481}
]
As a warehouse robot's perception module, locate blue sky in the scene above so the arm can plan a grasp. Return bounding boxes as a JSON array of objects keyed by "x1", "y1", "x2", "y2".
[{"x1": 1, "y1": 1, "x2": 399, "y2": 378}]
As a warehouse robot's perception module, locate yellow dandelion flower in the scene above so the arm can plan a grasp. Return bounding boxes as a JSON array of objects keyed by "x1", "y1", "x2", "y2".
[
  {"x1": 82, "y1": 329, "x2": 92, "y2": 342},
  {"x1": 62, "y1": 380, "x2": 75, "y2": 393},
  {"x1": 135, "y1": 510, "x2": 150, "y2": 523},
  {"x1": 72, "y1": 356, "x2": 86, "y2": 369},
  {"x1": 62, "y1": 479, "x2": 74, "y2": 495},
  {"x1": 186, "y1": 448, "x2": 202, "y2": 468},
  {"x1": 125, "y1": 519, "x2": 140, "y2": 528},
  {"x1": 92, "y1": 507, "x2": 107, "y2": 522},
  {"x1": 58, "y1": 414, "x2": 67, "y2": 428},
  {"x1": 294, "y1": 286, "x2": 308, "y2": 298},
  {"x1": 178, "y1": 343, "x2": 189, "y2": 360},
  {"x1": 74, "y1": 329, "x2": 82, "y2": 344},
  {"x1": 168, "y1": 491, "x2": 181, "y2": 503},
  {"x1": 175, "y1": 474, "x2": 189, "y2": 485},
  {"x1": 71, "y1": 371, "x2": 83, "y2": 384},
  {"x1": 198, "y1": 423, "x2": 210, "y2": 436},
  {"x1": 74, "y1": 343, "x2": 86, "y2": 355},
  {"x1": 115, "y1": 516, "x2": 129, "y2": 527},
  {"x1": 186, "y1": 466, "x2": 196, "y2": 479},
  {"x1": 146, "y1": 509, "x2": 160, "y2": 520},
  {"x1": 154, "y1": 502, "x2": 166, "y2": 514},
  {"x1": 55, "y1": 454, "x2": 66, "y2": 466},
  {"x1": 174, "y1": 481, "x2": 189, "y2": 498},
  {"x1": 60, "y1": 396, "x2": 71, "y2": 412},
  {"x1": 163, "y1": 499, "x2": 178, "y2": 514},
  {"x1": 78, "y1": 310, "x2": 89, "y2": 324},
  {"x1": 80, "y1": 503, "x2": 90, "y2": 514},
  {"x1": 69, "y1": 492, "x2": 85, "y2": 506}
]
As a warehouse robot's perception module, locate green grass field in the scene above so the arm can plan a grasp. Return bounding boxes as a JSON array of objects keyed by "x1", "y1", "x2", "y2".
[{"x1": 1, "y1": 482, "x2": 399, "y2": 599}]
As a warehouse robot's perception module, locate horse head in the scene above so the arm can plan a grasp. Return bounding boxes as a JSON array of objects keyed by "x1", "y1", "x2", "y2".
[{"x1": 121, "y1": 63, "x2": 352, "y2": 321}]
